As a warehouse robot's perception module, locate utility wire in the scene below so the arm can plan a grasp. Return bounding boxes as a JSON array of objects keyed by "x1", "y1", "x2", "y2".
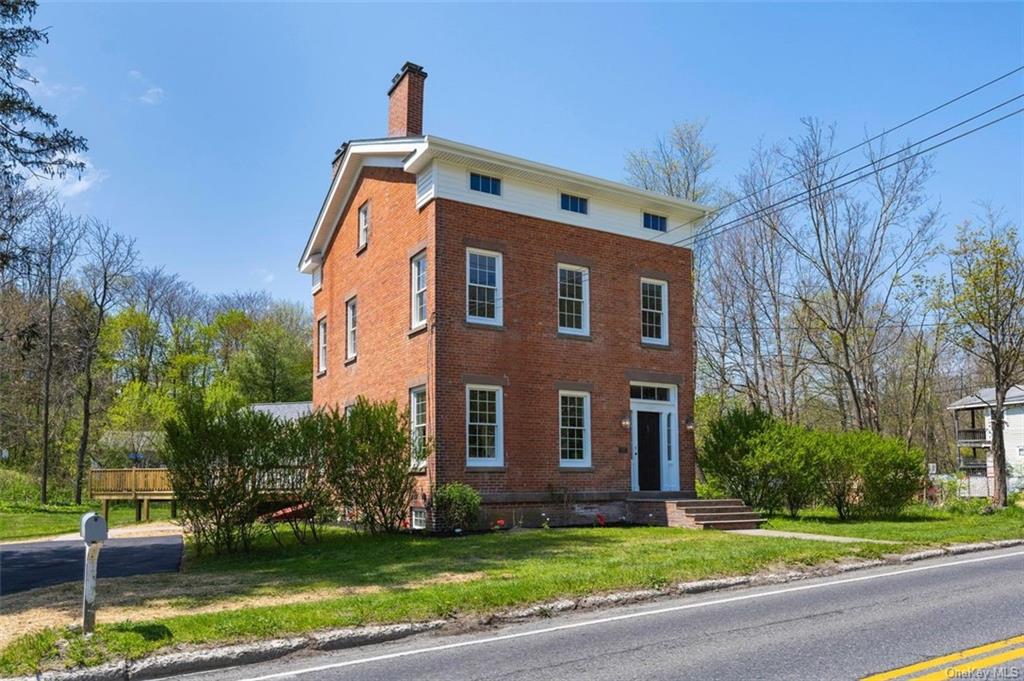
[
  {"x1": 606, "y1": 64, "x2": 1024, "y2": 252},
  {"x1": 489, "y1": 99, "x2": 1024, "y2": 308},
  {"x1": 679, "y1": 104, "x2": 1024, "y2": 249}
]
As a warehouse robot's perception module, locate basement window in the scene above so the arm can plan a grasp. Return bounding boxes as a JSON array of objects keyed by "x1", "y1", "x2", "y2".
[{"x1": 411, "y1": 508, "x2": 427, "y2": 530}]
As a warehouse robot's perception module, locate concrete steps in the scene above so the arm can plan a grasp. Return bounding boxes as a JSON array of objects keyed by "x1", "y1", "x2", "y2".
[{"x1": 625, "y1": 496, "x2": 765, "y2": 530}]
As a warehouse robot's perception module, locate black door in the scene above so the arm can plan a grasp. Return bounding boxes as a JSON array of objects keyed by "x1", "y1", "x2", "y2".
[{"x1": 637, "y1": 411, "x2": 661, "y2": 491}]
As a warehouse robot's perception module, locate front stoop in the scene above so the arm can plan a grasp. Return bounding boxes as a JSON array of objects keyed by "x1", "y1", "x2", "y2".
[{"x1": 626, "y1": 497, "x2": 765, "y2": 530}]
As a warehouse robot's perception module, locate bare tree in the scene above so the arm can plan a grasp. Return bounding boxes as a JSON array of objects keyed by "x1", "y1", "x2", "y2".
[
  {"x1": 781, "y1": 120, "x2": 938, "y2": 431},
  {"x1": 28, "y1": 200, "x2": 83, "y2": 503},
  {"x1": 625, "y1": 120, "x2": 717, "y2": 204},
  {"x1": 942, "y1": 211, "x2": 1024, "y2": 506},
  {"x1": 69, "y1": 221, "x2": 136, "y2": 503}
]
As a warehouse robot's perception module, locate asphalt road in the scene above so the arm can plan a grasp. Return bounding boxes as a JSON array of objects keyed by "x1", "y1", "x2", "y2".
[
  {"x1": 177, "y1": 547, "x2": 1024, "y2": 681},
  {"x1": 0, "y1": 536, "x2": 182, "y2": 595}
]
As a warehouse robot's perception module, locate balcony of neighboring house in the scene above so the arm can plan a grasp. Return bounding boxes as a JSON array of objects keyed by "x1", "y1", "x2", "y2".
[{"x1": 952, "y1": 407, "x2": 990, "y2": 447}]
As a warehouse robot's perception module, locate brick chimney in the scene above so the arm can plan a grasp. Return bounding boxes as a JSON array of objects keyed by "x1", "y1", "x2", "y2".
[{"x1": 387, "y1": 62, "x2": 427, "y2": 137}]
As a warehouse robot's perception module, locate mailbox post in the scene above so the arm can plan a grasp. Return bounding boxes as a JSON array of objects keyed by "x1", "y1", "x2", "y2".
[{"x1": 80, "y1": 512, "x2": 107, "y2": 635}]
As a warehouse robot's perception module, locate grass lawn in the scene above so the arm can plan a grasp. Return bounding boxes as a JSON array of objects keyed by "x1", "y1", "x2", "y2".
[
  {"x1": 0, "y1": 526, "x2": 892, "y2": 675},
  {"x1": 4, "y1": 506, "x2": 1022, "y2": 675},
  {"x1": 766, "y1": 504, "x2": 1024, "y2": 544},
  {"x1": 0, "y1": 502, "x2": 173, "y2": 542}
]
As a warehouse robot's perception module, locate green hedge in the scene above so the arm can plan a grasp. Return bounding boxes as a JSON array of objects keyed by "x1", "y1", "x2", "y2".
[{"x1": 698, "y1": 408, "x2": 925, "y2": 519}]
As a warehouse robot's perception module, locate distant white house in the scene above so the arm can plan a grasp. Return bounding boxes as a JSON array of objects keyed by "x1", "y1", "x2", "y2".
[{"x1": 947, "y1": 385, "x2": 1024, "y2": 497}]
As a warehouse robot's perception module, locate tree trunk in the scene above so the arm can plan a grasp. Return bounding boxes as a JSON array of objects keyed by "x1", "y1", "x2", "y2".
[
  {"x1": 990, "y1": 399, "x2": 1008, "y2": 507},
  {"x1": 40, "y1": 344, "x2": 52, "y2": 504},
  {"x1": 74, "y1": 357, "x2": 94, "y2": 505}
]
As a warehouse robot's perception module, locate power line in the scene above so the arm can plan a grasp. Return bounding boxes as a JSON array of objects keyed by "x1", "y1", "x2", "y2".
[
  {"x1": 609, "y1": 64, "x2": 1024, "y2": 252},
  {"x1": 492, "y1": 98, "x2": 1024, "y2": 308},
  {"x1": 679, "y1": 104, "x2": 1024, "y2": 249}
]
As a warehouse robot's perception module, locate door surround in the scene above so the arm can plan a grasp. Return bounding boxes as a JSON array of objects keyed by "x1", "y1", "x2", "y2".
[{"x1": 629, "y1": 381, "x2": 680, "y2": 492}]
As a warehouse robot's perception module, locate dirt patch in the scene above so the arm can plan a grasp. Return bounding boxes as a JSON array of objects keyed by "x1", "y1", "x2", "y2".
[{"x1": 0, "y1": 570, "x2": 487, "y2": 648}]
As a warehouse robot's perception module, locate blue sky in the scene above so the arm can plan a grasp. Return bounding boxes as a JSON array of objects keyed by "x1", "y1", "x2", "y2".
[{"x1": 29, "y1": 2, "x2": 1024, "y2": 305}]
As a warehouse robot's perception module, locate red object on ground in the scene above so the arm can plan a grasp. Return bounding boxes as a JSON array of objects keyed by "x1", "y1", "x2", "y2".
[{"x1": 264, "y1": 503, "x2": 312, "y2": 522}]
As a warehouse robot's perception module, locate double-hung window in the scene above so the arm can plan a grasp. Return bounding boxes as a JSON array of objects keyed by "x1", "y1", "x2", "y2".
[
  {"x1": 411, "y1": 253, "x2": 428, "y2": 328},
  {"x1": 557, "y1": 264, "x2": 589, "y2": 335},
  {"x1": 466, "y1": 385, "x2": 503, "y2": 466},
  {"x1": 346, "y1": 297, "x2": 358, "y2": 360},
  {"x1": 358, "y1": 201, "x2": 370, "y2": 250},
  {"x1": 466, "y1": 248, "x2": 502, "y2": 325},
  {"x1": 317, "y1": 317, "x2": 327, "y2": 374},
  {"x1": 640, "y1": 278, "x2": 668, "y2": 345},
  {"x1": 559, "y1": 391, "x2": 591, "y2": 467},
  {"x1": 410, "y1": 386, "x2": 427, "y2": 468}
]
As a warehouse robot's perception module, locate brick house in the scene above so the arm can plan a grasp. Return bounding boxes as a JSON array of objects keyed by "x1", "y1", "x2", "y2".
[{"x1": 298, "y1": 62, "x2": 720, "y2": 529}]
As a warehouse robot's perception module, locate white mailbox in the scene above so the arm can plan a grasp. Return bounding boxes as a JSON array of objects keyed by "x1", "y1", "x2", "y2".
[{"x1": 80, "y1": 512, "x2": 108, "y2": 544}]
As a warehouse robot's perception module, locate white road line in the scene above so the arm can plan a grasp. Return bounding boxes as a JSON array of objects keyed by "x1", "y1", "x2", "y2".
[{"x1": 233, "y1": 549, "x2": 1024, "y2": 681}]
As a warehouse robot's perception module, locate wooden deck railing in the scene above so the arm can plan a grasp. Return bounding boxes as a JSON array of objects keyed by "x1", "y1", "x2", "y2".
[
  {"x1": 89, "y1": 466, "x2": 307, "y2": 499},
  {"x1": 90, "y1": 468, "x2": 173, "y2": 496}
]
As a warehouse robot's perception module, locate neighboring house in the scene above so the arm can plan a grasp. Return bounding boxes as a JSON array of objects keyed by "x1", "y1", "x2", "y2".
[
  {"x1": 298, "y1": 62, "x2": 712, "y2": 528},
  {"x1": 947, "y1": 385, "x2": 1024, "y2": 497},
  {"x1": 250, "y1": 401, "x2": 313, "y2": 422}
]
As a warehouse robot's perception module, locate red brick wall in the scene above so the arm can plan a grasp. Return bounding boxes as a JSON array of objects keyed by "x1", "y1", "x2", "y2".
[
  {"x1": 431, "y1": 198, "x2": 696, "y2": 500},
  {"x1": 312, "y1": 166, "x2": 437, "y2": 500},
  {"x1": 387, "y1": 71, "x2": 425, "y2": 138}
]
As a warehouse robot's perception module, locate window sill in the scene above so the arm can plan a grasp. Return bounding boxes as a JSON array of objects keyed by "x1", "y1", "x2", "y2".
[
  {"x1": 559, "y1": 464, "x2": 594, "y2": 471},
  {"x1": 356, "y1": 243, "x2": 368, "y2": 256},
  {"x1": 312, "y1": 285, "x2": 322, "y2": 295},
  {"x1": 641, "y1": 341, "x2": 671, "y2": 350},
  {"x1": 344, "y1": 356, "x2": 358, "y2": 366},
  {"x1": 465, "y1": 464, "x2": 505, "y2": 472},
  {"x1": 464, "y1": 320, "x2": 504, "y2": 331},
  {"x1": 316, "y1": 370, "x2": 327, "y2": 379},
  {"x1": 409, "y1": 466, "x2": 428, "y2": 476},
  {"x1": 557, "y1": 331, "x2": 592, "y2": 341},
  {"x1": 408, "y1": 324, "x2": 428, "y2": 339}
]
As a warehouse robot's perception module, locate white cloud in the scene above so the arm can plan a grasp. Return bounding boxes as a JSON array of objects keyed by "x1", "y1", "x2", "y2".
[
  {"x1": 140, "y1": 86, "x2": 164, "y2": 105},
  {"x1": 128, "y1": 69, "x2": 164, "y2": 105},
  {"x1": 256, "y1": 269, "x2": 276, "y2": 284},
  {"x1": 25, "y1": 64, "x2": 86, "y2": 99},
  {"x1": 27, "y1": 153, "x2": 108, "y2": 198}
]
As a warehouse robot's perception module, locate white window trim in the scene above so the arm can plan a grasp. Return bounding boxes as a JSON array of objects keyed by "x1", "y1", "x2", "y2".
[
  {"x1": 411, "y1": 253, "x2": 428, "y2": 330},
  {"x1": 312, "y1": 266, "x2": 323, "y2": 294},
  {"x1": 465, "y1": 384, "x2": 504, "y2": 467},
  {"x1": 316, "y1": 317, "x2": 327, "y2": 374},
  {"x1": 557, "y1": 263, "x2": 590, "y2": 336},
  {"x1": 358, "y1": 201, "x2": 370, "y2": 250},
  {"x1": 558, "y1": 390, "x2": 591, "y2": 468},
  {"x1": 410, "y1": 386, "x2": 427, "y2": 470},
  {"x1": 346, "y1": 297, "x2": 357, "y2": 360},
  {"x1": 640, "y1": 277, "x2": 669, "y2": 345},
  {"x1": 465, "y1": 247, "x2": 503, "y2": 326},
  {"x1": 411, "y1": 507, "x2": 427, "y2": 530}
]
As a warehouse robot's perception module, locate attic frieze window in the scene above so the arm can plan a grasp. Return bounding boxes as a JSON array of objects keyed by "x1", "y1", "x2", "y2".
[
  {"x1": 560, "y1": 193, "x2": 588, "y2": 215},
  {"x1": 470, "y1": 172, "x2": 501, "y2": 196}
]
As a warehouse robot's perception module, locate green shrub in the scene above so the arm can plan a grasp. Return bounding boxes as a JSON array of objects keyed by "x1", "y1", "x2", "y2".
[
  {"x1": 816, "y1": 431, "x2": 865, "y2": 520},
  {"x1": 697, "y1": 406, "x2": 778, "y2": 511},
  {"x1": 859, "y1": 438, "x2": 926, "y2": 517},
  {"x1": 432, "y1": 482, "x2": 481, "y2": 532},
  {"x1": 754, "y1": 423, "x2": 819, "y2": 517},
  {"x1": 0, "y1": 469, "x2": 38, "y2": 504},
  {"x1": 274, "y1": 409, "x2": 345, "y2": 544},
  {"x1": 163, "y1": 393, "x2": 284, "y2": 555},
  {"x1": 336, "y1": 397, "x2": 425, "y2": 534}
]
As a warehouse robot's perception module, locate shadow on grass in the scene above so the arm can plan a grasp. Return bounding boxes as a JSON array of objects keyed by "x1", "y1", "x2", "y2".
[{"x1": 107, "y1": 622, "x2": 173, "y2": 642}]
